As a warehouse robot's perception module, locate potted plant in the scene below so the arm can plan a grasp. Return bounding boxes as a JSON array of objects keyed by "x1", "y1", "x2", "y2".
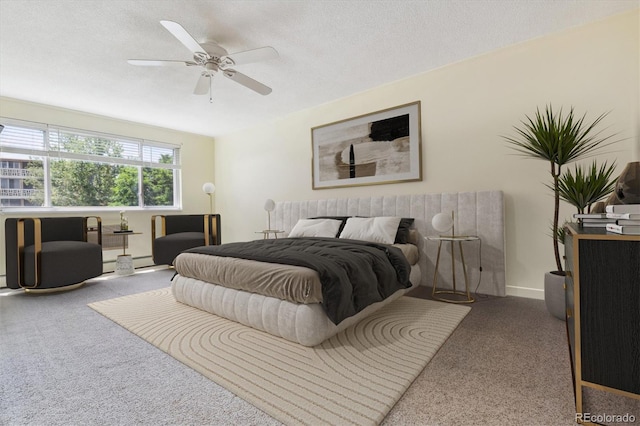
[
  {"x1": 504, "y1": 105, "x2": 617, "y2": 319},
  {"x1": 551, "y1": 161, "x2": 617, "y2": 243},
  {"x1": 557, "y1": 160, "x2": 617, "y2": 214}
]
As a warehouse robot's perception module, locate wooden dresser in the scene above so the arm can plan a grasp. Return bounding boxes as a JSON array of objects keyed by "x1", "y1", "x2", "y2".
[{"x1": 564, "y1": 224, "x2": 640, "y2": 424}]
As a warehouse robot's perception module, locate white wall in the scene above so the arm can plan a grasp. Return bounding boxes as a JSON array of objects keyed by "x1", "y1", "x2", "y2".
[
  {"x1": 214, "y1": 10, "x2": 639, "y2": 299},
  {"x1": 0, "y1": 98, "x2": 215, "y2": 278}
]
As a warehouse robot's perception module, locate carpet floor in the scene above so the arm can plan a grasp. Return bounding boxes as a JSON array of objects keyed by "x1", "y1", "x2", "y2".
[
  {"x1": 89, "y1": 288, "x2": 470, "y2": 425},
  {"x1": 0, "y1": 267, "x2": 577, "y2": 425}
]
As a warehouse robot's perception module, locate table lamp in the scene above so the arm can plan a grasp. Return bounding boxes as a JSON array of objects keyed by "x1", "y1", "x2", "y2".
[
  {"x1": 202, "y1": 182, "x2": 216, "y2": 214},
  {"x1": 264, "y1": 198, "x2": 275, "y2": 230},
  {"x1": 432, "y1": 211, "x2": 454, "y2": 237}
]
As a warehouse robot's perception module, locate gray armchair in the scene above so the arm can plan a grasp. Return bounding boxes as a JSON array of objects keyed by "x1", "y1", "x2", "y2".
[
  {"x1": 151, "y1": 214, "x2": 221, "y2": 266},
  {"x1": 4, "y1": 216, "x2": 103, "y2": 292}
]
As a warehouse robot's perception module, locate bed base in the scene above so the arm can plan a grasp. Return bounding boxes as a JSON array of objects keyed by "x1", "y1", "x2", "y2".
[{"x1": 172, "y1": 265, "x2": 420, "y2": 347}]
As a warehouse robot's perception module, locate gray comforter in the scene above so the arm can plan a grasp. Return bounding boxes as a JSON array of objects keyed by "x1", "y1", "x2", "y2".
[{"x1": 183, "y1": 237, "x2": 412, "y2": 324}]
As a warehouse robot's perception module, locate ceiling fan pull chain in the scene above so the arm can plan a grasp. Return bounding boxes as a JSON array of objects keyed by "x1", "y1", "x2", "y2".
[{"x1": 209, "y1": 76, "x2": 213, "y2": 103}]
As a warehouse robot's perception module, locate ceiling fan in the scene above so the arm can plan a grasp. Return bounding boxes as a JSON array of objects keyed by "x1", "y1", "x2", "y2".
[{"x1": 128, "y1": 20, "x2": 278, "y2": 101}]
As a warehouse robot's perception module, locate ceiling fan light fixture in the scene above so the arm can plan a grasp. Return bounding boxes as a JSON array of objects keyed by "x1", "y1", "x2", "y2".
[
  {"x1": 204, "y1": 62, "x2": 219, "y2": 72},
  {"x1": 128, "y1": 20, "x2": 278, "y2": 97}
]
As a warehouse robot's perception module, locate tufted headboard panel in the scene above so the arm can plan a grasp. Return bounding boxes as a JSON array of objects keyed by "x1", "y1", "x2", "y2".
[{"x1": 273, "y1": 190, "x2": 506, "y2": 297}]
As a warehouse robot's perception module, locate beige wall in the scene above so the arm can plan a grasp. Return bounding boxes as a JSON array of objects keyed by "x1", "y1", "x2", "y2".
[
  {"x1": 214, "y1": 10, "x2": 639, "y2": 299},
  {"x1": 1, "y1": 10, "x2": 637, "y2": 295},
  {"x1": 0, "y1": 98, "x2": 215, "y2": 279}
]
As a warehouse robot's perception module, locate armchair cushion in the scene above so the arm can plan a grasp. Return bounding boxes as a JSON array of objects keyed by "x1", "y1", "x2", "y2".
[
  {"x1": 153, "y1": 232, "x2": 207, "y2": 266},
  {"x1": 39, "y1": 217, "x2": 86, "y2": 242},
  {"x1": 151, "y1": 214, "x2": 221, "y2": 266},
  {"x1": 165, "y1": 216, "x2": 208, "y2": 234},
  {"x1": 23, "y1": 241, "x2": 103, "y2": 289}
]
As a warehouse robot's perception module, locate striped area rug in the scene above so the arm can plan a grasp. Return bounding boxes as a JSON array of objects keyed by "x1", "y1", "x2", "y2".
[{"x1": 89, "y1": 288, "x2": 470, "y2": 425}]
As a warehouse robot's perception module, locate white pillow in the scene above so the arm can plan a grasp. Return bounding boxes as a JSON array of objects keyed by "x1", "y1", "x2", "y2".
[
  {"x1": 339, "y1": 217, "x2": 402, "y2": 244},
  {"x1": 288, "y1": 219, "x2": 343, "y2": 238}
]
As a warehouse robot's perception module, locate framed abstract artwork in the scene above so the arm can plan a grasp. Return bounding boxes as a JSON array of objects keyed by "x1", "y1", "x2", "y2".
[{"x1": 311, "y1": 101, "x2": 422, "y2": 189}]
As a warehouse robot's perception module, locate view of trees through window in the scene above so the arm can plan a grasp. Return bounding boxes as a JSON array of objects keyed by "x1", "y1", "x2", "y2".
[{"x1": 0, "y1": 121, "x2": 179, "y2": 209}]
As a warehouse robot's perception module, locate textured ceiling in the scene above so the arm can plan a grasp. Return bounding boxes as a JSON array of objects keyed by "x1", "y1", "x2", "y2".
[{"x1": 0, "y1": 0, "x2": 637, "y2": 137}]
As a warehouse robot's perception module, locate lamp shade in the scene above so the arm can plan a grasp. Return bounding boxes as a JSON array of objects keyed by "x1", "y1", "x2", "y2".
[
  {"x1": 432, "y1": 212, "x2": 454, "y2": 233},
  {"x1": 202, "y1": 182, "x2": 216, "y2": 194},
  {"x1": 264, "y1": 199, "x2": 276, "y2": 212}
]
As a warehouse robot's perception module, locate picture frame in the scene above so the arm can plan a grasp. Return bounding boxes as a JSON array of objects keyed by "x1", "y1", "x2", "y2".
[{"x1": 311, "y1": 101, "x2": 422, "y2": 189}]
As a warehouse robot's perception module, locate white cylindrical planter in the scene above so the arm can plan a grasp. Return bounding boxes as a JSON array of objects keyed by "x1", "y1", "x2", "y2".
[
  {"x1": 116, "y1": 254, "x2": 134, "y2": 276},
  {"x1": 544, "y1": 271, "x2": 566, "y2": 321}
]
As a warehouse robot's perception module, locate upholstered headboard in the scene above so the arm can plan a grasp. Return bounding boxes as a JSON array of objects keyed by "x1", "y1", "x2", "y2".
[{"x1": 273, "y1": 190, "x2": 506, "y2": 297}]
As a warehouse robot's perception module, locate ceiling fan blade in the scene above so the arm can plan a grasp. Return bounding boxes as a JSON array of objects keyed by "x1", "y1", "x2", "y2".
[
  {"x1": 222, "y1": 69, "x2": 272, "y2": 95},
  {"x1": 160, "y1": 20, "x2": 206, "y2": 54},
  {"x1": 128, "y1": 59, "x2": 197, "y2": 67},
  {"x1": 193, "y1": 74, "x2": 210, "y2": 95},
  {"x1": 221, "y1": 46, "x2": 279, "y2": 67}
]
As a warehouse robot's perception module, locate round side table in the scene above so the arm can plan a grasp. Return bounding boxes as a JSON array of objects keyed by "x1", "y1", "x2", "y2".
[
  {"x1": 425, "y1": 235, "x2": 480, "y2": 304},
  {"x1": 106, "y1": 231, "x2": 142, "y2": 276}
]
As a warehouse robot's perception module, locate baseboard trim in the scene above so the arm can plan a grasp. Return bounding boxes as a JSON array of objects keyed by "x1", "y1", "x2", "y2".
[{"x1": 507, "y1": 285, "x2": 544, "y2": 300}]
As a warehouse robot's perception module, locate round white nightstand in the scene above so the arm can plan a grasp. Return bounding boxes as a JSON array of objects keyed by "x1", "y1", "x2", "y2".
[
  {"x1": 425, "y1": 235, "x2": 480, "y2": 304},
  {"x1": 255, "y1": 229, "x2": 285, "y2": 239}
]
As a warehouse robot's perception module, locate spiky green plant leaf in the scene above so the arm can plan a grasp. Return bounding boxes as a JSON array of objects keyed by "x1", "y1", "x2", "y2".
[
  {"x1": 503, "y1": 105, "x2": 618, "y2": 272},
  {"x1": 556, "y1": 160, "x2": 617, "y2": 214}
]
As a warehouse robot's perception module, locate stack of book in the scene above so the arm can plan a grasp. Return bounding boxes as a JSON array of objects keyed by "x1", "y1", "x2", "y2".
[
  {"x1": 604, "y1": 204, "x2": 640, "y2": 235},
  {"x1": 573, "y1": 213, "x2": 617, "y2": 228}
]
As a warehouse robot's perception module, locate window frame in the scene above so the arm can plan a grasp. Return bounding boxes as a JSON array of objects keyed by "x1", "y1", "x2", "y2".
[{"x1": 0, "y1": 117, "x2": 182, "y2": 212}]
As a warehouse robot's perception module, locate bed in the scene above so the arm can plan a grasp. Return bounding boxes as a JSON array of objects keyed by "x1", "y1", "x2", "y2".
[{"x1": 171, "y1": 191, "x2": 506, "y2": 346}]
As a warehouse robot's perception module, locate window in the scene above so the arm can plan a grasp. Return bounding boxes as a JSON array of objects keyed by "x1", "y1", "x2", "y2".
[{"x1": 0, "y1": 118, "x2": 181, "y2": 209}]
